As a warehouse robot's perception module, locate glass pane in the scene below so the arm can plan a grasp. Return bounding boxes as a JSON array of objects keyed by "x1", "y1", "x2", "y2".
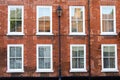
[
  {"x1": 16, "y1": 47, "x2": 21, "y2": 57},
  {"x1": 78, "y1": 47, "x2": 84, "y2": 57},
  {"x1": 39, "y1": 47, "x2": 44, "y2": 57},
  {"x1": 72, "y1": 58, "x2": 77, "y2": 68},
  {"x1": 110, "y1": 58, "x2": 115, "y2": 68},
  {"x1": 10, "y1": 8, "x2": 16, "y2": 19},
  {"x1": 71, "y1": 7, "x2": 83, "y2": 20},
  {"x1": 78, "y1": 51, "x2": 84, "y2": 57},
  {"x1": 103, "y1": 52, "x2": 109, "y2": 57},
  {"x1": 38, "y1": 7, "x2": 51, "y2": 32},
  {"x1": 45, "y1": 20, "x2": 50, "y2": 32},
  {"x1": 102, "y1": 20, "x2": 114, "y2": 32},
  {"x1": 75, "y1": 8, "x2": 83, "y2": 19},
  {"x1": 110, "y1": 46, "x2": 115, "y2": 52},
  {"x1": 104, "y1": 58, "x2": 109, "y2": 68},
  {"x1": 10, "y1": 21, "x2": 22, "y2": 32},
  {"x1": 38, "y1": 8, "x2": 44, "y2": 18},
  {"x1": 10, "y1": 21, "x2": 15, "y2": 32},
  {"x1": 10, "y1": 47, "x2": 15, "y2": 57},
  {"x1": 16, "y1": 21, "x2": 22, "y2": 32},
  {"x1": 110, "y1": 52, "x2": 115, "y2": 57},
  {"x1": 78, "y1": 58, "x2": 84, "y2": 68},
  {"x1": 72, "y1": 47, "x2": 77, "y2": 57},
  {"x1": 71, "y1": 7, "x2": 75, "y2": 18},
  {"x1": 39, "y1": 20, "x2": 44, "y2": 32},
  {"x1": 16, "y1": 58, "x2": 22, "y2": 69},
  {"x1": 103, "y1": 46, "x2": 108, "y2": 52},
  {"x1": 39, "y1": 58, "x2": 44, "y2": 69},
  {"x1": 72, "y1": 21, "x2": 77, "y2": 32},
  {"x1": 44, "y1": 46, "x2": 50, "y2": 57},
  {"x1": 44, "y1": 58, "x2": 50, "y2": 69},
  {"x1": 38, "y1": 8, "x2": 50, "y2": 18},
  {"x1": 16, "y1": 8, "x2": 22, "y2": 19},
  {"x1": 78, "y1": 21, "x2": 83, "y2": 32},
  {"x1": 10, "y1": 58, "x2": 16, "y2": 69},
  {"x1": 102, "y1": 6, "x2": 114, "y2": 19}
]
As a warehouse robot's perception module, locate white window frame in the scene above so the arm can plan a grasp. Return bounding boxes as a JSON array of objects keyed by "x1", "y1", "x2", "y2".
[
  {"x1": 70, "y1": 44, "x2": 87, "y2": 72},
  {"x1": 7, "y1": 6, "x2": 24, "y2": 35},
  {"x1": 100, "y1": 6, "x2": 116, "y2": 35},
  {"x1": 36, "y1": 44, "x2": 53, "y2": 72},
  {"x1": 7, "y1": 44, "x2": 24, "y2": 73},
  {"x1": 36, "y1": 6, "x2": 53, "y2": 35},
  {"x1": 69, "y1": 6, "x2": 85, "y2": 35},
  {"x1": 101, "y1": 44, "x2": 118, "y2": 72}
]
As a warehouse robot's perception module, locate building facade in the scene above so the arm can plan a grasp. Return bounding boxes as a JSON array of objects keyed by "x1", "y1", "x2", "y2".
[{"x1": 0, "y1": 0, "x2": 120, "y2": 80}]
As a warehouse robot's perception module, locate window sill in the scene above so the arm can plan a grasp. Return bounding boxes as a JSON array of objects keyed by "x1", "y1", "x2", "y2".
[
  {"x1": 70, "y1": 69, "x2": 87, "y2": 72},
  {"x1": 36, "y1": 70, "x2": 54, "y2": 73},
  {"x1": 101, "y1": 69, "x2": 119, "y2": 72},
  {"x1": 100, "y1": 33, "x2": 117, "y2": 36},
  {"x1": 69, "y1": 33, "x2": 86, "y2": 36},
  {"x1": 7, "y1": 70, "x2": 24, "y2": 73},
  {"x1": 36, "y1": 33, "x2": 53, "y2": 36},
  {"x1": 7, "y1": 33, "x2": 24, "y2": 36}
]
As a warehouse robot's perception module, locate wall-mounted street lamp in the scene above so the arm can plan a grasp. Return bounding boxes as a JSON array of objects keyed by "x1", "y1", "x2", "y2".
[
  {"x1": 56, "y1": 5, "x2": 62, "y2": 80},
  {"x1": 57, "y1": 5, "x2": 62, "y2": 17}
]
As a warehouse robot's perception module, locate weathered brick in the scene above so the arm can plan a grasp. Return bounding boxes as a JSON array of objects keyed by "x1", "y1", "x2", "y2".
[{"x1": 0, "y1": 0, "x2": 120, "y2": 78}]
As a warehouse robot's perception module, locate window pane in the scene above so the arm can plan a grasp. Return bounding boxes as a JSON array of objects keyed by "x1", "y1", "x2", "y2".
[
  {"x1": 72, "y1": 47, "x2": 77, "y2": 57},
  {"x1": 10, "y1": 47, "x2": 15, "y2": 57},
  {"x1": 110, "y1": 52, "x2": 115, "y2": 57},
  {"x1": 16, "y1": 8, "x2": 22, "y2": 19},
  {"x1": 78, "y1": 58, "x2": 84, "y2": 68},
  {"x1": 110, "y1": 58, "x2": 115, "y2": 68},
  {"x1": 102, "y1": 20, "x2": 114, "y2": 32},
  {"x1": 9, "y1": 7, "x2": 22, "y2": 33},
  {"x1": 103, "y1": 46, "x2": 109, "y2": 57},
  {"x1": 78, "y1": 51, "x2": 84, "y2": 57},
  {"x1": 104, "y1": 58, "x2": 109, "y2": 68},
  {"x1": 102, "y1": 7, "x2": 114, "y2": 19},
  {"x1": 71, "y1": 7, "x2": 83, "y2": 33},
  {"x1": 10, "y1": 21, "x2": 22, "y2": 32},
  {"x1": 78, "y1": 21, "x2": 83, "y2": 32},
  {"x1": 44, "y1": 58, "x2": 50, "y2": 69},
  {"x1": 10, "y1": 8, "x2": 16, "y2": 19},
  {"x1": 72, "y1": 46, "x2": 85, "y2": 69},
  {"x1": 103, "y1": 46, "x2": 108, "y2": 52},
  {"x1": 71, "y1": 8, "x2": 83, "y2": 20},
  {"x1": 38, "y1": 8, "x2": 50, "y2": 18},
  {"x1": 44, "y1": 46, "x2": 50, "y2": 57},
  {"x1": 16, "y1": 21, "x2": 22, "y2": 32},
  {"x1": 10, "y1": 21, "x2": 16, "y2": 32},
  {"x1": 16, "y1": 47, "x2": 21, "y2": 57},
  {"x1": 78, "y1": 47, "x2": 84, "y2": 57},
  {"x1": 38, "y1": 45, "x2": 52, "y2": 69},
  {"x1": 72, "y1": 21, "x2": 77, "y2": 32},
  {"x1": 72, "y1": 58, "x2": 77, "y2": 68},
  {"x1": 10, "y1": 58, "x2": 15, "y2": 69},
  {"x1": 39, "y1": 20, "x2": 44, "y2": 32},
  {"x1": 45, "y1": 20, "x2": 50, "y2": 32},
  {"x1": 16, "y1": 58, "x2": 22, "y2": 69},
  {"x1": 103, "y1": 52, "x2": 109, "y2": 57},
  {"x1": 110, "y1": 46, "x2": 115, "y2": 52},
  {"x1": 38, "y1": 7, "x2": 51, "y2": 32},
  {"x1": 39, "y1": 47, "x2": 44, "y2": 57},
  {"x1": 39, "y1": 58, "x2": 44, "y2": 69}
]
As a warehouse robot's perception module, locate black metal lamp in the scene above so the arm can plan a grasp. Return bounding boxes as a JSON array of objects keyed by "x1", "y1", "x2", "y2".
[
  {"x1": 57, "y1": 5, "x2": 62, "y2": 80},
  {"x1": 57, "y1": 5, "x2": 62, "y2": 17}
]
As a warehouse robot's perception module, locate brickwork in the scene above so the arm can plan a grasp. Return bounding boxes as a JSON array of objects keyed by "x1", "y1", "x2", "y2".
[{"x1": 0, "y1": 0, "x2": 120, "y2": 78}]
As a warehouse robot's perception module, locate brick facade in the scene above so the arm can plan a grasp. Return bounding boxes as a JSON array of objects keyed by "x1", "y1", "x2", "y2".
[{"x1": 0, "y1": 0, "x2": 120, "y2": 79}]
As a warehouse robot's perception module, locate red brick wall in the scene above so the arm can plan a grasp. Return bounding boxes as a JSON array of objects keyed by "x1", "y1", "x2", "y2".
[
  {"x1": 90, "y1": 0, "x2": 120, "y2": 76},
  {"x1": 0, "y1": 0, "x2": 120, "y2": 77}
]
